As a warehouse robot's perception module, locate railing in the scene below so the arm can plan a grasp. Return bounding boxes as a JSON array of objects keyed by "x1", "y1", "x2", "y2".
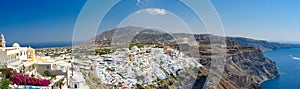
[{"x1": 7, "y1": 58, "x2": 20, "y2": 64}]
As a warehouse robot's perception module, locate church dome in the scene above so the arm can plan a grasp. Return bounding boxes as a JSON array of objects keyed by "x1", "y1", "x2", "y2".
[
  {"x1": 0, "y1": 34, "x2": 4, "y2": 41},
  {"x1": 12, "y1": 43, "x2": 20, "y2": 48}
]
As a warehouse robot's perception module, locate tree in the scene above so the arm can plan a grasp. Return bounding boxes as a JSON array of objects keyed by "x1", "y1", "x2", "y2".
[
  {"x1": 31, "y1": 73, "x2": 34, "y2": 77},
  {"x1": 0, "y1": 68, "x2": 13, "y2": 78},
  {"x1": 44, "y1": 71, "x2": 57, "y2": 80},
  {"x1": 0, "y1": 78, "x2": 10, "y2": 89},
  {"x1": 44, "y1": 71, "x2": 52, "y2": 76},
  {"x1": 0, "y1": 68, "x2": 12, "y2": 89}
]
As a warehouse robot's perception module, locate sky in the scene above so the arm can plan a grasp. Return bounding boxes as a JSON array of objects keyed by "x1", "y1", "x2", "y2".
[
  {"x1": 212, "y1": 0, "x2": 300, "y2": 43},
  {"x1": 0, "y1": 0, "x2": 85, "y2": 43},
  {"x1": 0, "y1": 0, "x2": 300, "y2": 44}
]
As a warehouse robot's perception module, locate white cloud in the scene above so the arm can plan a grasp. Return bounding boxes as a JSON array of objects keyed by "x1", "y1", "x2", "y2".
[
  {"x1": 138, "y1": 8, "x2": 167, "y2": 15},
  {"x1": 136, "y1": 0, "x2": 141, "y2": 5},
  {"x1": 136, "y1": 0, "x2": 149, "y2": 6}
]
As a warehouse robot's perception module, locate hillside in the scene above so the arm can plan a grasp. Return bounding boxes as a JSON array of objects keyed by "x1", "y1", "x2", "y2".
[
  {"x1": 94, "y1": 26, "x2": 300, "y2": 51},
  {"x1": 194, "y1": 34, "x2": 300, "y2": 51},
  {"x1": 226, "y1": 37, "x2": 300, "y2": 51}
]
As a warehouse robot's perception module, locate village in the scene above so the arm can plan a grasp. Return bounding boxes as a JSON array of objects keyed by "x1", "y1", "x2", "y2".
[
  {"x1": 80, "y1": 45, "x2": 202, "y2": 88},
  {"x1": 0, "y1": 34, "x2": 202, "y2": 89}
]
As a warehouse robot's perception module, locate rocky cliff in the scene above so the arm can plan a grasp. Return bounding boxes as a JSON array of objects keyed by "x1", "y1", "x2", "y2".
[
  {"x1": 219, "y1": 46, "x2": 279, "y2": 89},
  {"x1": 188, "y1": 39, "x2": 280, "y2": 89}
]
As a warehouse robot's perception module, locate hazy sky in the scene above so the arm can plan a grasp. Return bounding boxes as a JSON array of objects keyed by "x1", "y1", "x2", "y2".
[{"x1": 0, "y1": 0, "x2": 300, "y2": 43}]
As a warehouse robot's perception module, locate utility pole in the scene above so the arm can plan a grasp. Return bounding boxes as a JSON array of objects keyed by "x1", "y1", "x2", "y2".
[
  {"x1": 69, "y1": 58, "x2": 74, "y2": 77},
  {"x1": 72, "y1": 62, "x2": 74, "y2": 76},
  {"x1": 23, "y1": 65, "x2": 26, "y2": 89},
  {"x1": 72, "y1": 56, "x2": 74, "y2": 76}
]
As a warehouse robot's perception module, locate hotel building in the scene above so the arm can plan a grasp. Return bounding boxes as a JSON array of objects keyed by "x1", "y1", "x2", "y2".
[{"x1": 0, "y1": 34, "x2": 35, "y2": 70}]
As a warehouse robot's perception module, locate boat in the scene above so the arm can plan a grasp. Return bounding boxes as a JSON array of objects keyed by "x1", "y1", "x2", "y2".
[{"x1": 289, "y1": 55, "x2": 300, "y2": 60}]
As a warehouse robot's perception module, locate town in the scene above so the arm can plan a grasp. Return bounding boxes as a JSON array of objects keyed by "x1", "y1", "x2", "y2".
[{"x1": 0, "y1": 34, "x2": 202, "y2": 89}]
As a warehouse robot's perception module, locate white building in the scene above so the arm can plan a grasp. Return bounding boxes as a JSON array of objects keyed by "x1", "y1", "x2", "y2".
[
  {"x1": 131, "y1": 46, "x2": 140, "y2": 53},
  {"x1": 0, "y1": 34, "x2": 35, "y2": 69},
  {"x1": 69, "y1": 71, "x2": 90, "y2": 89}
]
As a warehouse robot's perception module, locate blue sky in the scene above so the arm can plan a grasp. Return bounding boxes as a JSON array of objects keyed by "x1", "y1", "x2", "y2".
[
  {"x1": 0, "y1": 0, "x2": 85, "y2": 43},
  {"x1": 212, "y1": 0, "x2": 300, "y2": 43},
  {"x1": 0, "y1": 0, "x2": 300, "y2": 44}
]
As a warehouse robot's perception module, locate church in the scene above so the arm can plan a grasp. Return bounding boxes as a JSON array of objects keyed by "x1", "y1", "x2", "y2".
[{"x1": 0, "y1": 34, "x2": 35, "y2": 70}]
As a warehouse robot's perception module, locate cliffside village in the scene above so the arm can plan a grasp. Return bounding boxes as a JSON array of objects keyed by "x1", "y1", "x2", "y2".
[{"x1": 0, "y1": 34, "x2": 202, "y2": 89}]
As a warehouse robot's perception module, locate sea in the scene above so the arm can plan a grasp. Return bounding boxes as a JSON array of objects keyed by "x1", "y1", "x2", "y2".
[
  {"x1": 7, "y1": 41, "x2": 73, "y2": 49},
  {"x1": 261, "y1": 48, "x2": 300, "y2": 89}
]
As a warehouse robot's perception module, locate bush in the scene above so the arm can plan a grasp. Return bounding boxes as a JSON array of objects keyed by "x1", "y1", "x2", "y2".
[
  {"x1": 31, "y1": 73, "x2": 35, "y2": 77},
  {"x1": 0, "y1": 68, "x2": 13, "y2": 78},
  {"x1": 44, "y1": 71, "x2": 52, "y2": 76},
  {"x1": 0, "y1": 78, "x2": 10, "y2": 89},
  {"x1": 95, "y1": 48, "x2": 112, "y2": 55},
  {"x1": 10, "y1": 74, "x2": 51, "y2": 86}
]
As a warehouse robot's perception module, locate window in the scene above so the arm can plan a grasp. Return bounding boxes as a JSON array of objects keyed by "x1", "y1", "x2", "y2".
[
  {"x1": 74, "y1": 84, "x2": 78, "y2": 88},
  {"x1": 46, "y1": 65, "x2": 50, "y2": 69}
]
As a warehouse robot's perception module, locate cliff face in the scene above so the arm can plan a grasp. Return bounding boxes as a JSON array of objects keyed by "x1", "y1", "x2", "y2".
[
  {"x1": 194, "y1": 45, "x2": 280, "y2": 89},
  {"x1": 222, "y1": 47, "x2": 279, "y2": 89}
]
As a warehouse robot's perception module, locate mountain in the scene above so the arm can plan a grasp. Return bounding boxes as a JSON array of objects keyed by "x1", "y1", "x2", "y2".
[
  {"x1": 94, "y1": 26, "x2": 169, "y2": 46},
  {"x1": 193, "y1": 34, "x2": 300, "y2": 51},
  {"x1": 226, "y1": 37, "x2": 300, "y2": 51},
  {"x1": 89, "y1": 26, "x2": 286, "y2": 89},
  {"x1": 94, "y1": 26, "x2": 300, "y2": 51}
]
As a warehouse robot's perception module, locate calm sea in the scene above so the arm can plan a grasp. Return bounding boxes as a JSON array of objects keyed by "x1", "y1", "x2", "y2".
[
  {"x1": 7, "y1": 41, "x2": 73, "y2": 48},
  {"x1": 262, "y1": 48, "x2": 300, "y2": 89}
]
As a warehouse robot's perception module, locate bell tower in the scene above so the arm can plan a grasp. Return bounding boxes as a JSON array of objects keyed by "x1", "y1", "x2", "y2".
[{"x1": 0, "y1": 33, "x2": 6, "y2": 48}]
